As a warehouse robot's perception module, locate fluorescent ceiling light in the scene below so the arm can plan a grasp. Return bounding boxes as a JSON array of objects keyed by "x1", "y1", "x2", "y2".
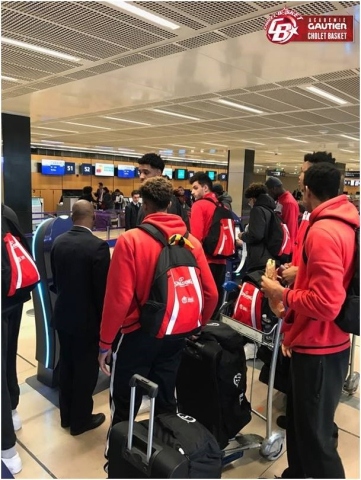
[
  {"x1": 339, "y1": 134, "x2": 359, "y2": 141},
  {"x1": 339, "y1": 149, "x2": 355, "y2": 153},
  {"x1": 1, "y1": 75, "x2": 21, "y2": 82},
  {"x1": 305, "y1": 86, "x2": 348, "y2": 105},
  {"x1": 217, "y1": 99, "x2": 264, "y2": 114},
  {"x1": 254, "y1": 164, "x2": 264, "y2": 167},
  {"x1": 102, "y1": 116, "x2": 151, "y2": 126},
  {"x1": 286, "y1": 137, "x2": 309, "y2": 144},
  {"x1": 63, "y1": 122, "x2": 112, "y2": 130},
  {"x1": 34, "y1": 126, "x2": 78, "y2": 133},
  {"x1": 299, "y1": 150, "x2": 312, "y2": 153},
  {"x1": 41, "y1": 140, "x2": 64, "y2": 144},
  {"x1": 118, "y1": 148, "x2": 135, "y2": 151},
  {"x1": 106, "y1": 1, "x2": 180, "y2": 30},
  {"x1": 202, "y1": 142, "x2": 228, "y2": 147},
  {"x1": 151, "y1": 109, "x2": 200, "y2": 121},
  {"x1": 1, "y1": 37, "x2": 81, "y2": 62},
  {"x1": 95, "y1": 146, "x2": 114, "y2": 150},
  {"x1": 242, "y1": 140, "x2": 265, "y2": 145},
  {"x1": 171, "y1": 144, "x2": 196, "y2": 149},
  {"x1": 32, "y1": 133, "x2": 53, "y2": 137}
]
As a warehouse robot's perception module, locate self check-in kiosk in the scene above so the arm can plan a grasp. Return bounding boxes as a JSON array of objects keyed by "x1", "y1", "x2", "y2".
[{"x1": 32, "y1": 215, "x2": 73, "y2": 387}]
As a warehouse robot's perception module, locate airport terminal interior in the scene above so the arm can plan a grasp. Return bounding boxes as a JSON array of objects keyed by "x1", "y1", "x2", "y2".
[{"x1": 1, "y1": 0, "x2": 360, "y2": 478}]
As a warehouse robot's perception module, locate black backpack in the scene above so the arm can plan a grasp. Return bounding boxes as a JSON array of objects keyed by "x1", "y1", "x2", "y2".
[
  {"x1": 302, "y1": 218, "x2": 359, "y2": 336},
  {"x1": 201, "y1": 198, "x2": 235, "y2": 258},
  {"x1": 261, "y1": 205, "x2": 292, "y2": 258},
  {"x1": 136, "y1": 223, "x2": 204, "y2": 338},
  {"x1": 149, "y1": 413, "x2": 223, "y2": 478}
]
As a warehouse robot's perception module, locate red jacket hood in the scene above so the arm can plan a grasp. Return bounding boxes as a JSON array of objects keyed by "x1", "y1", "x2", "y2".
[
  {"x1": 141, "y1": 212, "x2": 188, "y2": 238},
  {"x1": 310, "y1": 194, "x2": 359, "y2": 228}
]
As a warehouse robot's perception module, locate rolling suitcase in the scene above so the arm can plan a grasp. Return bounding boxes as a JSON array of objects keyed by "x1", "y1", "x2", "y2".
[
  {"x1": 108, "y1": 375, "x2": 189, "y2": 479},
  {"x1": 176, "y1": 323, "x2": 252, "y2": 450}
]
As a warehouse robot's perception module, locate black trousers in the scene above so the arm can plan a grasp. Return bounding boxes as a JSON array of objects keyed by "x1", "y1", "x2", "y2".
[
  {"x1": 282, "y1": 349, "x2": 350, "y2": 479},
  {"x1": 209, "y1": 263, "x2": 226, "y2": 317},
  {"x1": 57, "y1": 330, "x2": 100, "y2": 431},
  {"x1": 1, "y1": 304, "x2": 23, "y2": 450},
  {"x1": 110, "y1": 329, "x2": 185, "y2": 427}
]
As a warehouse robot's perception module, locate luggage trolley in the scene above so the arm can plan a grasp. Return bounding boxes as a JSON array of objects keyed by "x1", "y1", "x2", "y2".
[
  {"x1": 219, "y1": 295, "x2": 285, "y2": 461},
  {"x1": 343, "y1": 334, "x2": 359, "y2": 395}
]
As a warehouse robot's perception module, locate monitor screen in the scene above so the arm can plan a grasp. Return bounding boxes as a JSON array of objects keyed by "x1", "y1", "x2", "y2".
[
  {"x1": 41, "y1": 159, "x2": 65, "y2": 175},
  {"x1": 117, "y1": 164, "x2": 136, "y2": 178},
  {"x1": 206, "y1": 170, "x2": 217, "y2": 181},
  {"x1": 64, "y1": 162, "x2": 75, "y2": 175},
  {"x1": 163, "y1": 167, "x2": 173, "y2": 179},
  {"x1": 174, "y1": 169, "x2": 187, "y2": 180},
  {"x1": 80, "y1": 163, "x2": 92, "y2": 175},
  {"x1": 218, "y1": 173, "x2": 227, "y2": 181},
  {"x1": 94, "y1": 163, "x2": 114, "y2": 177},
  {"x1": 188, "y1": 170, "x2": 195, "y2": 179}
]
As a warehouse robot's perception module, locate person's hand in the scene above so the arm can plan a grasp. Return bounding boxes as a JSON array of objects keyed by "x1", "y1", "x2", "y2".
[
  {"x1": 261, "y1": 275, "x2": 284, "y2": 302},
  {"x1": 98, "y1": 349, "x2": 112, "y2": 376},
  {"x1": 238, "y1": 232, "x2": 243, "y2": 240},
  {"x1": 236, "y1": 238, "x2": 243, "y2": 248},
  {"x1": 281, "y1": 343, "x2": 292, "y2": 357},
  {"x1": 282, "y1": 265, "x2": 298, "y2": 285}
]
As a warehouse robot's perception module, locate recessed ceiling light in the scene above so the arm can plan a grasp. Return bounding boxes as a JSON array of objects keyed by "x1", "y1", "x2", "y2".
[
  {"x1": 1, "y1": 75, "x2": 21, "y2": 82},
  {"x1": 305, "y1": 86, "x2": 348, "y2": 105},
  {"x1": 63, "y1": 122, "x2": 112, "y2": 130},
  {"x1": 151, "y1": 109, "x2": 200, "y2": 121},
  {"x1": 34, "y1": 127, "x2": 79, "y2": 133},
  {"x1": 242, "y1": 140, "x2": 265, "y2": 145},
  {"x1": 105, "y1": 1, "x2": 180, "y2": 30},
  {"x1": 102, "y1": 116, "x2": 151, "y2": 126},
  {"x1": 217, "y1": 99, "x2": 264, "y2": 114},
  {"x1": 1, "y1": 37, "x2": 81, "y2": 62},
  {"x1": 286, "y1": 137, "x2": 309, "y2": 144},
  {"x1": 339, "y1": 134, "x2": 359, "y2": 141},
  {"x1": 339, "y1": 149, "x2": 355, "y2": 153}
]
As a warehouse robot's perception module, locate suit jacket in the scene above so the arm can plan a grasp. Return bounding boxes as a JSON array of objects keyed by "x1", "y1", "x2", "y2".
[
  {"x1": 125, "y1": 202, "x2": 140, "y2": 230},
  {"x1": 50, "y1": 226, "x2": 110, "y2": 338}
]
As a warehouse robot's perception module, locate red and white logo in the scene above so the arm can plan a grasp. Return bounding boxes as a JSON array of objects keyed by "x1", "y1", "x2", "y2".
[{"x1": 265, "y1": 8, "x2": 354, "y2": 43}]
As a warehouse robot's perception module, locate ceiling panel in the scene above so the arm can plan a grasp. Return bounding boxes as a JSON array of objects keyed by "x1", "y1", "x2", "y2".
[{"x1": 166, "y1": 1, "x2": 258, "y2": 24}]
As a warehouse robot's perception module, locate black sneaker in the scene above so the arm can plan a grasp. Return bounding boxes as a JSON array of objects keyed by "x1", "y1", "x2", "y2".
[{"x1": 70, "y1": 413, "x2": 106, "y2": 436}]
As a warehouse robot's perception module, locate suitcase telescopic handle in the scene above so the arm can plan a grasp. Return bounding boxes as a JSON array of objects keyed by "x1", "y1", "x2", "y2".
[{"x1": 128, "y1": 374, "x2": 158, "y2": 463}]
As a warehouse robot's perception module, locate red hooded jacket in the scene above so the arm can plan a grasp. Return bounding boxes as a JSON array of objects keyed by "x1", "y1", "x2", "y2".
[
  {"x1": 100, "y1": 213, "x2": 218, "y2": 350},
  {"x1": 282, "y1": 195, "x2": 359, "y2": 355}
]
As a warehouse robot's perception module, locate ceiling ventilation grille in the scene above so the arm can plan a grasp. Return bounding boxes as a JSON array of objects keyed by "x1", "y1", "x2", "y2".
[
  {"x1": 112, "y1": 54, "x2": 152, "y2": 67},
  {"x1": 292, "y1": 1, "x2": 337, "y2": 15},
  {"x1": 219, "y1": 17, "x2": 266, "y2": 37},
  {"x1": 246, "y1": 83, "x2": 281, "y2": 92},
  {"x1": 277, "y1": 77, "x2": 316, "y2": 87},
  {"x1": 133, "y1": 2, "x2": 206, "y2": 30},
  {"x1": 169, "y1": 1, "x2": 258, "y2": 24},
  {"x1": 314, "y1": 69, "x2": 358, "y2": 82},
  {"x1": 178, "y1": 32, "x2": 226, "y2": 48},
  {"x1": 323, "y1": 77, "x2": 360, "y2": 100},
  {"x1": 253, "y1": 1, "x2": 285, "y2": 8},
  {"x1": 143, "y1": 44, "x2": 187, "y2": 58},
  {"x1": 339, "y1": 1, "x2": 360, "y2": 6}
]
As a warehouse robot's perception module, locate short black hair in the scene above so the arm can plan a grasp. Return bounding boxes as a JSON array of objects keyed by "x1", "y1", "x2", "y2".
[
  {"x1": 131, "y1": 189, "x2": 140, "y2": 197},
  {"x1": 83, "y1": 186, "x2": 92, "y2": 194},
  {"x1": 98, "y1": 182, "x2": 103, "y2": 186},
  {"x1": 244, "y1": 182, "x2": 267, "y2": 199},
  {"x1": 140, "y1": 177, "x2": 173, "y2": 210},
  {"x1": 304, "y1": 151, "x2": 336, "y2": 164},
  {"x1": 138, "y1": 153, "x2": 164, "y2": 172},
  {"x1": 189, "y1": 172, "x2": 213, "y2": 190},
  {"x1": 303, "y1": 162, "x2": 340, "y2": 201}
]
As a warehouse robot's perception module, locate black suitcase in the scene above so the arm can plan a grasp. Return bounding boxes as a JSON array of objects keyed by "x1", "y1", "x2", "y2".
[
  {"x1": 108, "y1": 375, "x2": 188, "y2": 479},
  {"x1": 176, "y1": 323, "x2": 252, "y2": 450}
]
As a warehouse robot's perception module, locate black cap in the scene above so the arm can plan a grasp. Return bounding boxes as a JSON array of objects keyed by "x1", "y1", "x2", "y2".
[{"x1": 265, "y1": 177, "x2": 283, "y2": 188}]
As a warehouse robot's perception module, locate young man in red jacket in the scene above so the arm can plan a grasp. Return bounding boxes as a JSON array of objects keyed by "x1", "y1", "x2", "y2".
[
  {"x1": 189, "y1": 172, "x2": 226, "y2": 314},
  {"x1": 261, "y1": 163, "x2": 359, "y2": 479},
  {"x1": 99, "y1": 177, "x2": 218, "y2": 427}
]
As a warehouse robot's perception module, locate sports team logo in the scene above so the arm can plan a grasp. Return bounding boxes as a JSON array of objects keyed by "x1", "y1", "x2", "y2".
[{"x1": 265, "y1": 7, "x2": 354, "y2": 44}]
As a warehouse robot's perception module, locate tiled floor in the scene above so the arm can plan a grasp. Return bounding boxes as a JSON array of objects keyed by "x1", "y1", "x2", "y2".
[{"x1": 12, "y1": 298, "x2": 360, "y2": 479}]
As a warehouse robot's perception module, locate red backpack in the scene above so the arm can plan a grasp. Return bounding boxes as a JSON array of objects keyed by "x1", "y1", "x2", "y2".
[
  {"x1": 232, "y1": 271, "x2": 275, "y2": 331},
  {"x1": 202, "y1": 198, "x2": 236, "y2": 258},
  {"x1": 136, "y1": 223, "x2": 204, "y2": 338}
]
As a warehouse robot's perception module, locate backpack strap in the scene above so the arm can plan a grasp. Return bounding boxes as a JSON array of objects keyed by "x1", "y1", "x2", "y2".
[
  {"x1": 137, "y1": 223, "x2": 189, "y2": 247},
  {"x1": 201, "y1": 197, "x2": 220, "y2": 207}
]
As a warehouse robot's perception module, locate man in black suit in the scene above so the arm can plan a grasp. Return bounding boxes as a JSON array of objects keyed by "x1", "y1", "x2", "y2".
[
  {"x1": 51, "y1": 200, "x2": 110, "y2": 436},
  {"x1": 124, "y1": 189, "x2": 141, "y2": 231}
]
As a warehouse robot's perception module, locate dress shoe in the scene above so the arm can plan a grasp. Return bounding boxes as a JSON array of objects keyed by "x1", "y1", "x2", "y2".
[
  {"x1": 70, "y1": 413, "x2": 106, "y2": 436},
  {"x1": 61, "y1": 421, "x2": 70, "y2": 428}
]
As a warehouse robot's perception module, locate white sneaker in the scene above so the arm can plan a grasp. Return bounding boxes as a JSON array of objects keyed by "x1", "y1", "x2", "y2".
[
  {"x1": 138, "y1": 397, "x2": 151, "y2": 414},
  {"x1": 2, "y1": 452, "x2": 22, "y2": 475},
  {"x1": 244, "y1": 343, "x2": 258, "y2": 360},
  {"x1": 12, "y1": 410, "x2": 22, "y2": 432}
]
